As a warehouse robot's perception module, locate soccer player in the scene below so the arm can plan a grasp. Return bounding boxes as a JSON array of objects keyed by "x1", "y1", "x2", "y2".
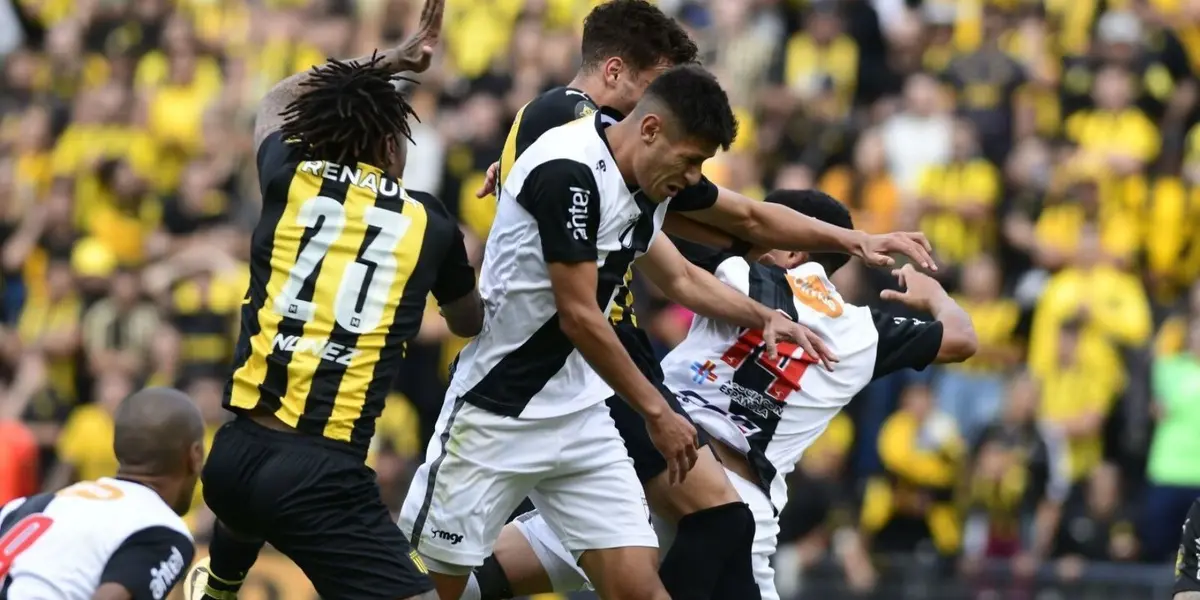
[
  {"x1": 1176, "y1": 500, "x2": 1200, "y2": 599},
  {"x1": 184, "y1": 1, "x2": 481, "y2": 599},
  {"x1": 470, "y1": 190, "x2": 979, "y2": 600},
  {"x1": 471, "y1": 2, "x2": 939, "y2": 597},
  {"x1": 399, "y1": 65, "x2": 832, "y2": 600},
  {"x1": 0, "y1": 387, "x2": 204, "y2": 599}
]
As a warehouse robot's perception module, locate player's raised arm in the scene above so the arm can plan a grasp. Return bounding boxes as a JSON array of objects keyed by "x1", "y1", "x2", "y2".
[
  {"x1": 522, "y1": 158, "x2": 698, "y2": 483},
  {"x1": 873, "y1": 264, "x2": 978, "y2": 375},
  {"x1": 251, "y1": 0, "x2": 445, "y2": 150},
  {"x1": 636, "y1": 235, "x2": 837, "y2": 369},
  {"x1": 673, "y1": 183, "x2": 938, "y2": 271}
]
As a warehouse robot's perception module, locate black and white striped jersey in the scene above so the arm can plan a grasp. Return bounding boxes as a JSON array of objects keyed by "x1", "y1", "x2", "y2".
[
  {"x1": 450, "y1": 112, "x2": 669, "y2": 418},
  {"x1": 661, "y1": 257, "x2": 944, "y2": 511},
  {"x1": 0, "y1": 478, "x2": 194, "y2": 600}
]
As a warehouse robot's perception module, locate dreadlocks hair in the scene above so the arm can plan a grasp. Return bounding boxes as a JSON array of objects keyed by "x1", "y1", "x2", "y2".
[{"x1": 278, "y1": 52, "x2": 419, "y2": 166}]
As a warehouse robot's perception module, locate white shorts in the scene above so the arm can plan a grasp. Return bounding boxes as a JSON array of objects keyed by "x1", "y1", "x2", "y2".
[
  {"x1": 397, "y1": 397, "x2": 657, "y2": 573},
  {"x1": 513, "y1": 466, "x2": 781, "y2": 599}
]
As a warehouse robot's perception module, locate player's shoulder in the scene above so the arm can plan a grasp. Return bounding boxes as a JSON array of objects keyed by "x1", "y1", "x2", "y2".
[
  {"x1": 526, "y1": 86, "x2": 600, "y2": 124},
  {"x1": 256, "y1": 131, "x2": 305, "y2": 181},
  {"x1": 405, "y1": 188, "x2": 450, "y2": 217},
  {"x1": 94, "y1": 479, "x2": 194, "y2": 540}
]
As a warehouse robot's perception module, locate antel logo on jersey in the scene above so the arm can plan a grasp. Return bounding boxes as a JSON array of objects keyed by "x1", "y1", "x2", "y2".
[
  {"x1": 430, "y1": 528, "x2": 464, "y2": 545},
  {"x1": 567, "y1": 186, "x2": 591, "y2": 241},
  {"x1": 149, "y1": 546, "x2": 185, "y2": 600}
]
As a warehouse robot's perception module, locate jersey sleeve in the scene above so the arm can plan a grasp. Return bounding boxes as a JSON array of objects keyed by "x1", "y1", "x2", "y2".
[
  {"x1": 668, "y1": 176, "x2": 719, "y2": 212},
  {"x1": 255, "y1": 131, "x2": 301, "y2": 193},
  {"x1": 0, "y1": 497, "x2": 25, "y2": 529},
  {"x1": 410, "y1": 191, "x2": 477, "y2": 305},
  {"x1": 516, "y1": 159, "x2": 601, "y2": 264},
  {"x1": 1177, "y1": 499, "x2": 1200, "y2": 595},
  {"x1": 670, "y1": 237, "x2": 736, "y2": 273},
  {"x1": 100, "y1": 526, "x2": 195, "y2": 600},
  {"x1": 712, "y1": 256, "x2": 752, "y2": 295},
  {"x1": 870, "y1": 308, "x2": 944, "y2": 379},
  {"x1": 503, "y1": 89, "x2": 599, "y2": 181}
]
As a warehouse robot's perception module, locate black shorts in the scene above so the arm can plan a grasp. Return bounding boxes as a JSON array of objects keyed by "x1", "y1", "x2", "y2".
[
  {"x1": 609, "y1": 323, "x2": 709, "y2": 483},
  {"x1": 1176, "y1": 498, "x2": 1200, "y2": 595},
  {"x1": 201, "y1": 418, "x2": 434, "y2": 600}
]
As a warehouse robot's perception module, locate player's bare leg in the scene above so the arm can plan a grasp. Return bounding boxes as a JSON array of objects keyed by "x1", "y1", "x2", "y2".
[
  {"x1": 644, "y1": 446, "x2": 740, "y2": 521},
  {"x1": 645, "y1": 447, "x2": 757, "y2": 597},
  {"x1": 490, "y1": 525, "x2": 555, "y2": 595},
  {"x1": 429, "y1": 572, "x2": 469, "y2": 600},
  {"x1": 578, "y1": 547, "x2": 670, "y2": 600}
]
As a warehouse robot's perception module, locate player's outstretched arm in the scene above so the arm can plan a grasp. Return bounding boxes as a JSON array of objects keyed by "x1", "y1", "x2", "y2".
[
  {"x1": 251, "y1": 0, "x2": 445, "y2": 150},
  {"x1": 636, "y1": 236, "x2": 837, "y2": 369},
  {"x1": 879, "y1": 265, "x2": 977, "y2": 363},
  {"x1": 678, "y1": 185, "x2": 937, "y2": 270}
]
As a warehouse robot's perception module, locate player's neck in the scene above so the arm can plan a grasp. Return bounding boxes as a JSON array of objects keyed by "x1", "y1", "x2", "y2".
[
  {"x1": 116, "y1": 472, "x2": 182, "y2": 514},
  {"x1": 567, "y1": 72, "x2": 612, "y2": 108},
  {"x1": 603, "y1": 120, "x2": 641, "y2": 190}
]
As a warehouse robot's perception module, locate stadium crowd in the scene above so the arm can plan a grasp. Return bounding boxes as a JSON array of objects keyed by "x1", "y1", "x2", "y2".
[{"x1": 1, "y1": 0, "x2": 1199, "y2": 597}]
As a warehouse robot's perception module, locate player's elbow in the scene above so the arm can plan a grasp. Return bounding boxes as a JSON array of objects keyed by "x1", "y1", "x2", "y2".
[
  {"x1": 557, "y1": 302, "x2": 601, "y2": 344},
  {"x1": 446, "y1": 315, "x2": 483, "y2": 338},
  {"x1": 938, "y1": 325, "x2": 978, "y2": 364},
  {"x1": 441, "y1": 293, "x2": 485, "y2": 338}
]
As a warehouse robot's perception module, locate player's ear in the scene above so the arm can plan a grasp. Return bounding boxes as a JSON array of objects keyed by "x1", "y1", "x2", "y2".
[
  {"x1": 789, "y1": 251, "x2": 807, "y2": 269},
  {"x1": 188, "y1": 441, "x2": 204, "y2": 476},
  {"x1": 603, "y1": 56, "x2": 625, "y2": 85},
  {"x1": 639, "y1": 114, "x2": 662, "y2": 145}
]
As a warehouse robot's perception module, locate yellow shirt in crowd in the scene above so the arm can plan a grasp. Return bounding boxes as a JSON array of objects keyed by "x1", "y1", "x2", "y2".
[
  {"x1": 947, "y1": 297, "x2": 1021, "y2": 374},
  {"x1": 1029, "y1": 265, "x2": 1151, "y2": 395},
  {"x1": 917, "y1": 159, "x2": 999, "y2": 266},
  {"x1": 56, "y1": 404, "x2": 118, "y2": 484},
  {"x1": 1037, "y1": 365, "x2": 1114, "y2": 482}
]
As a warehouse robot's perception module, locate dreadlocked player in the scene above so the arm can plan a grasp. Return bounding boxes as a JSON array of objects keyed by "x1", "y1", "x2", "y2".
[{"x1": 184, "y1": 1, "x2": 482, "y2": 599}]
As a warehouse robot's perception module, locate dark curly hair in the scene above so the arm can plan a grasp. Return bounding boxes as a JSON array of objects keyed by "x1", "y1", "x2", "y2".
[
  {"x1": 764, "y1": 189, "x2": 855, "y2": 274},
  {"x1": 639, "y1": 64, "x2": 737, "y2": 151},
  {"x1": 580, "y1": 0, "x2": 698, "y2": 72},
  {"x1": 278, "y1": 52, "x2": 419, "y2": 166}
]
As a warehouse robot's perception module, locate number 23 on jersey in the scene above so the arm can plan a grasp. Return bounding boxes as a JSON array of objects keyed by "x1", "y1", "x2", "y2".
[{"x1": 274, "y1": 195, "x2": 415, "y2": 334}]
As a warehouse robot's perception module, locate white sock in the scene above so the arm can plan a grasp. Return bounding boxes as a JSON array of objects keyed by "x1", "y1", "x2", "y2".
[{"x1": 459, "y1": 573, "x2": 482, "y2": 600}]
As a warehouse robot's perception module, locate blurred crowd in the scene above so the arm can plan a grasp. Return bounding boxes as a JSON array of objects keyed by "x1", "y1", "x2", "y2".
[{"x1": 2, "y1": 0, "x2": 1200, "y2": 596}]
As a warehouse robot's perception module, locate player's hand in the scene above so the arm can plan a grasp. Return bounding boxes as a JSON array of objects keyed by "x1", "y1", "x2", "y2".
[
  {"x1": 646, "y1": 410, "x2": 699, "y2": 485},
  {"x1": 854, "y1": 231, "x2": 936, "y2": 271},
  {"x1": 475, "y1": 161, "x2": 500, "y2": 198},
  {"x1": 762, "y1": 312, "x2": 838, "y2": 371},
  {"x1": 394, "y1": 0, "x2": 445, "y2": 73},
  {"x1": 879, "y1": 265, "x2": 949, "y2": 313}
]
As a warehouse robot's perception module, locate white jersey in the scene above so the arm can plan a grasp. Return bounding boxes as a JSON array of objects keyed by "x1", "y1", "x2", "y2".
[
  {"x1": 0, "y1": 478, "x2": 194, "y2": 600},
  {"x1": 449, "y1": 112, "x2": 668, "y2": 418},
  {"x1": 661, "y1": 257, "x2": 943, "y2": 511}
]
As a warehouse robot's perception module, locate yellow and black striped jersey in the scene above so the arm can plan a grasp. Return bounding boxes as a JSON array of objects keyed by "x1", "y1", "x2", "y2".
[
  {"x1": 226, "y1": 133, "x2": 476, "y2": 454},
  {"x1": 499, "y1": 86, "x2": 721, "y2": 330}
]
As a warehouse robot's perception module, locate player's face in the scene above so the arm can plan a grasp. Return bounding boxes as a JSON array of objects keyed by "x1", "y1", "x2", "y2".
[{"x1": 633, "y1": 115, "x2": 718, "y2": 201}]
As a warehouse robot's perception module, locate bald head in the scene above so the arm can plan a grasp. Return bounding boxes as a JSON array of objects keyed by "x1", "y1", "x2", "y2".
[{"x1": 113, "y1": 387, "x2": 205, "y2": 476}]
